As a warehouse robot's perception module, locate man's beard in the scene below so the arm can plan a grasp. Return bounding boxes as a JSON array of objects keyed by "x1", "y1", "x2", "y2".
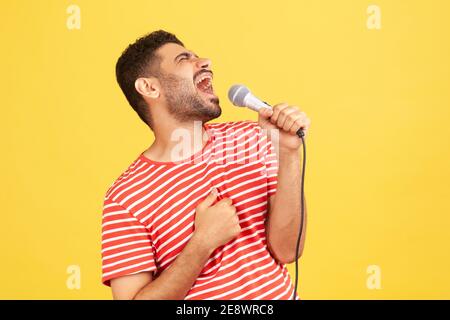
[{"x1": 159, "y1": 73, "x2": 221, "y2": 123}]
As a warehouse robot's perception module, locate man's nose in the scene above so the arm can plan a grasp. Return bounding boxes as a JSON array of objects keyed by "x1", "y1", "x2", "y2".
[{"x1": 196, "y1": 57, "x2": 211, "y2": 70}]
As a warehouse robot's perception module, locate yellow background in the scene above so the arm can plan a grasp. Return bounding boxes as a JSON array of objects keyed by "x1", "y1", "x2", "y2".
[{"x1": 1, "y1": 0, "x2": 449, "y2": 299}]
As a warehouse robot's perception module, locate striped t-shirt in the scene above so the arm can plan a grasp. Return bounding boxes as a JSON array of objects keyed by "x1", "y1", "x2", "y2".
[{"x1": 101, "y1": 120, "x2": 298, "y2": 300}]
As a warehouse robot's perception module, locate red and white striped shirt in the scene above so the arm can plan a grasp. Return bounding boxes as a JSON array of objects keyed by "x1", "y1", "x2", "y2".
[{"x1": 101, "y1": 120, "x2": 298, "y2": 299}]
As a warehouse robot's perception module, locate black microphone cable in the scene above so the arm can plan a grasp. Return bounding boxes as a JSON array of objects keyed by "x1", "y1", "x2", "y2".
[{"x1": 292, "y1": 129, "x2": 306, "y2": 300}]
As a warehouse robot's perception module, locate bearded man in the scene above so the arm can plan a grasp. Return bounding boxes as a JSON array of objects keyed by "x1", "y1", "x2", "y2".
[{"x1": 101, "y1": 30, "x2": 310, "y2": 300}]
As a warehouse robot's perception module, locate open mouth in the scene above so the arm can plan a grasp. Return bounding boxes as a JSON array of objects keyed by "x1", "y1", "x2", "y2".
[{"x1": 194, "y1": 73, "x2": 215, "y2": 95}]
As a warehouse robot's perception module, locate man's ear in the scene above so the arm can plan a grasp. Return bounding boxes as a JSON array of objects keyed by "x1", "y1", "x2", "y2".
[{"x1": 135, "y1": 77, "x2": 160, "y2": 99}]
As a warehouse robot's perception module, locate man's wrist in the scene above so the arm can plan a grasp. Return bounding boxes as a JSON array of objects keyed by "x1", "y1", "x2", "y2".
[
  {"x1": 189, "y1": 233, "x2": 215, "y2": 257},
  {"x1": 279, "y1": 148, "x2": 300, "y2": 159}
]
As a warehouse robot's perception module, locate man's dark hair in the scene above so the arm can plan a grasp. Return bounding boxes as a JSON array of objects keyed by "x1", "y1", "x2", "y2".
[{"x1": 115, "y1": 30, "x2": 184, "y2": 129}]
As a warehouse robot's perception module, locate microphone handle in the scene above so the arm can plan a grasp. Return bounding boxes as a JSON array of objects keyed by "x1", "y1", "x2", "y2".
[{"x1": 262, "y1": 101, "x2": 305, "y2": 138}]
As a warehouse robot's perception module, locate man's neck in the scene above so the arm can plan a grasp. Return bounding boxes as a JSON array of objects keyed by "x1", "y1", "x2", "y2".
[{"x1": 144, "y1": 120, "x2": 210, "y2": 163}]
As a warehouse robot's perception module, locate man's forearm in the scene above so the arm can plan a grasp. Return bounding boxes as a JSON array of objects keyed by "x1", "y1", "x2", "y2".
[
  {"x1": 133, "y1": 234, "x2": 213, "y2": 300},
  {"x1": 266, "y1": 149, "x2": 307, "y2": 263}
]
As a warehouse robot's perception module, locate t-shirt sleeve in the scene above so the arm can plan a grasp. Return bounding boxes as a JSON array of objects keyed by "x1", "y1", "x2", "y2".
[
  {"x1": 250, "y1": 121, "x2": 279, "y2": 196},
  {"x1": 101, "y1": 197, "x2": 157, "y2": 287}
]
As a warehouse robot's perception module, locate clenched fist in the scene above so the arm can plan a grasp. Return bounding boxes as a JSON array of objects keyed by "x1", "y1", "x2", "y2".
[{"x1": 193, "y1": 188, "x2": 241, "y2": 252}]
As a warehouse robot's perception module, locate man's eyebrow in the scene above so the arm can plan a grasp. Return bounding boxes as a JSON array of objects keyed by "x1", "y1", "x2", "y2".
[{"x1": 174, "y1": 51, "x2": 199, "y2": 62}]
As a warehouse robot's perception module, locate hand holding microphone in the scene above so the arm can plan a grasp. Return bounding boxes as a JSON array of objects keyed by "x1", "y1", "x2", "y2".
[
  {"x1": 229, "y1": 85, "x2": 309, "y2": 300},
  {"x1": 228, "y1": 85, "x2": 311, "y2": 152}
]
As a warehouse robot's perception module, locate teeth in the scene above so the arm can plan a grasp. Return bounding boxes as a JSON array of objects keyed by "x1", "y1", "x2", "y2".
[{"x1": 195, "y1": 74, "x2": 212, "y2": 86}]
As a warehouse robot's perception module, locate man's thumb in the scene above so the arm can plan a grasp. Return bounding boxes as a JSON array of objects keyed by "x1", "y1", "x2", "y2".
[
  {"x1": 258, "y1": 108, "x2": 273, "y2": 119},
  {"x1": 258, "y1": 108, "x2": 273, "y2": 127},
  {"x1": 200, "y1": 188, "x2": 218, "y2": 208}
]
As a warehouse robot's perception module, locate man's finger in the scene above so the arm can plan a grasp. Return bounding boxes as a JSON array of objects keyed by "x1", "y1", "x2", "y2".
[
  {"x1": 277, "y1": 107, "x2": 298, "y2": 129},
  {"x1": 269, "y1": 103, "x2": 290, "y2": 125},
  {"x1": 198, "y1": 188, "x2": 218, "y2": 210}
]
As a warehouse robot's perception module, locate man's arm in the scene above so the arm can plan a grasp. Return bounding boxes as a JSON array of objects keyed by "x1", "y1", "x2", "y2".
[
  {"x1": 257, "y1": 103, "x2": 311, "y2": 264},
  {"x1": 110, "y1": 188, "x2": 241, "y2": 300},
  {"x1": 111, "y1": 233, "x2": 213, "y2": 300},
  {"x1": 265, "y1": 150, "x2": 307, "y2": 264}
]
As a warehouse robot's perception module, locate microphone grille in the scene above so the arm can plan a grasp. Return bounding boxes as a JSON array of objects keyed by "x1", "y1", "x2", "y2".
[{"x1": 228, "y1": 84, "x2": 250, "y2": 107}]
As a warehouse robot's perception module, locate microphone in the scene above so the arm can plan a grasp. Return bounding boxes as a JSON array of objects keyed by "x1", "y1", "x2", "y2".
[{"x1": 228, "y1": 84, "x2": 305, "y2": 137}]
